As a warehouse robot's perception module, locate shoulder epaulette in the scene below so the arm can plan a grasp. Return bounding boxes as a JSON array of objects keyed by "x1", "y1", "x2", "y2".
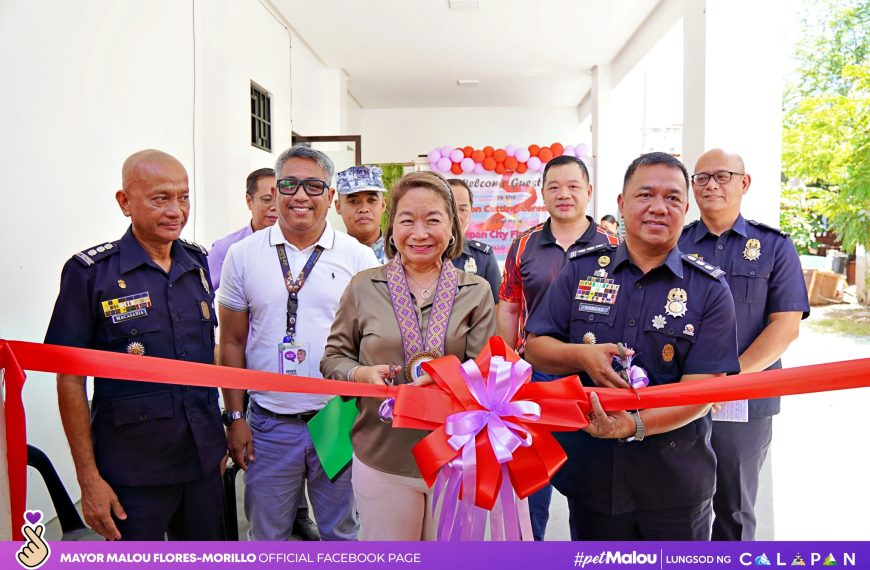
[
  {"x1": 569, "y1": 242, "x2": 614, "y2": 260},
  {"x1": 180, "y1": 238, "x2": 208, "y2": 256},
  {"x1": 683, "y1": 220, "x2": 700, "y2": 231},
  {"x1": 467, "y1": 239, "x2": 493, "y2": 254},
  {"x1": 747, "y1": 219, "x2": 789, "y2": 237},
  {"x1": 682, "y1": 253, "x2": 726, "y2": 279},
  {"x1": 72, "y1": 241, "x2": 119, "y2": 267}
]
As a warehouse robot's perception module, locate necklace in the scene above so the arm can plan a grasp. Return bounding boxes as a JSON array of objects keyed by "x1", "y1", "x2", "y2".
[{"x1": 404, "y1": 271, "x2": 439, "y2": 299}]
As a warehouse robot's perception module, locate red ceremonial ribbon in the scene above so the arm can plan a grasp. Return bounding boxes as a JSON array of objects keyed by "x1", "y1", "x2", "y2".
[{"x1": 2, "y1": 337, "x2": 870, "y2": 541}]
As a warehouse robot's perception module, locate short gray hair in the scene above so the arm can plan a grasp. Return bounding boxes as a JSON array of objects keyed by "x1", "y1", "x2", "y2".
[{"x1": 274, "y1": 145, "x2": 335, "y2": 185}]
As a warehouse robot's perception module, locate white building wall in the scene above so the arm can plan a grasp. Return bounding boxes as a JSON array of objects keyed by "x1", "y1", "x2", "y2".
[
  {"x1": 359, "y1": 106, "x2": 587, "y2": 165},
  {"x1": 0, "y1": 0, "x2": 345, "y2": 520}
]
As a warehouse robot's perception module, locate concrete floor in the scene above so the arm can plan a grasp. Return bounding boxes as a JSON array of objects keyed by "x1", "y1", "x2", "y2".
[{"x1": 44, "y1": 304, "x2": 870, "y2": 541}]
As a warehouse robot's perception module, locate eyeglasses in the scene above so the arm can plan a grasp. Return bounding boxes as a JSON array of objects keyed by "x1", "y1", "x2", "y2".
[
  {"x1": 691, "y1": 171, "x2": 744, "y2": 186},
  {"x1": 276, "y1": 177, "x2": 329, "y2": 196}
]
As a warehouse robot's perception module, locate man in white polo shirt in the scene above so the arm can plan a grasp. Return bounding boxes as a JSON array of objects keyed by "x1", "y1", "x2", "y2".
[{"x1": 218, "y1": 145, "x2": 379, "y2": 541}]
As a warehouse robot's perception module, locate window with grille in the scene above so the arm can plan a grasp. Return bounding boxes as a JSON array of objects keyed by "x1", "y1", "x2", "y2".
[{"x1": 251, "y1": 83, "x2": 272, "y2": 152}]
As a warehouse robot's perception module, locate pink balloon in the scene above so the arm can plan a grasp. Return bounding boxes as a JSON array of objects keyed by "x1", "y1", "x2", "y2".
[
  {"x1": 473, "y1": 163, "x2": 485, "y2": 174},
  {"x1": 527, "y1": 156, "x2": 542, "y2": 171},
  {"x1": 436, "y1": 157, "x2": 452, "y2": 172},
  {"x1": 440, "y1": 145, "x2": 454, "y2": 158},
  {"x1": 428, "y1": 148, "x2": 441, "y2": 163},
  {"x1": 575, "y1": 143, "x2": 590, "y2": 157},
  {"x1": 563, "y1": 145, "x2": 575, "y2": 157},
  {"x1": 515, "y1": 148, "x2": 531, "y2": 163},
  {"x1": 505, "y1": 144, "x2": 517, "y2": 157},
  {"x1": 460, "y1": 157, "x2": 475, "y2": 172},
  {"x1": 450, "y1": 149, "x2": 464, "y2": 163}
]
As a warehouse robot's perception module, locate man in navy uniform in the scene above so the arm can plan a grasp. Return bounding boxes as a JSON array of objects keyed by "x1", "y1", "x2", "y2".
[
  {"x1": 334, "y1": 165, "x2": 388, "y2": 264},
  {"x1": 680, "y1": 148, "x2": 809, "y2": 540},
  {"x1": 45, "y1": 149, "x2": 226, "y2": 540},
  {"x1": 447, "y1": 178, "x2": 501, "y2": 302},
  {"x1": 525, "y1": 152, "x2": 739, "y2": 540},
  {"x1": 497, "y1": 154, "x2": 618, "y2": 540}
]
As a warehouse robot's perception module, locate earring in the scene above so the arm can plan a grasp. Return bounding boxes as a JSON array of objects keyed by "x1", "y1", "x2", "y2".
[
  {"x1": 448, "y1": 236, "x2": 456, "y2": 245},
  {"x1": 389, "y1": 235, "x2": 396, "y2": 246}
]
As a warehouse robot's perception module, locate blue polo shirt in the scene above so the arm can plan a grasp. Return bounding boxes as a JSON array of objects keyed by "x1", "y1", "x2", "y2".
[
  {"x1": 44, "y1": 226, "x2": 226, "y2": 487},
  {"x1": 679, "y1": 215, "x2": 810, "y2": 417},
  {"x1": 499, "y1": 217, "x2": 619, "y2": 354},
  {"x1": 526, "y1": 241, "x2": 739, "y2": 514}
]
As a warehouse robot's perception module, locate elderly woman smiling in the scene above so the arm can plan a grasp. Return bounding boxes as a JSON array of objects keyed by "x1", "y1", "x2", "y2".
[{"x1": 321, "y1": 171, "x2": 496, "y2": 541}]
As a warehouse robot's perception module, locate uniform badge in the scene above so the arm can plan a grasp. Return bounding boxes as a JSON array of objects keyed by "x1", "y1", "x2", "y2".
[
  {"x1": 102, "y1": 292, "x2": 152, "y2": 323},
  {"x1": 688, "y1": 253, "x2": 704, "y2": 262},
  {"x1": 87, "y1": 249, "x2": 98, "y2": 256},
  {"x1": 582, "y1": 332, "x2": 597, "y2": 345},
  {"x1": 199, "y1": 267, "x2": 211, "y2": 294},
  {"x1": 662, "y1": 343, "x2": 675, "y2": 362},
  {"x1": 117, "y1": 279, "x2": 127, "y2": 289},
  {"x1": 683, "y1": 323, "x2": 695, "y2": 336},
  {"x1": 598, "y1": 256, "x2": 610, "y2": 267},
  {"x1": 652, "y1": 314, "x2": 667, "y2": 330},
  {"x1": 464, "y1": 257, "x2": 478, "y2": 274},
  {"x1": 126, "y1": 341, "x2": 146, "y2": 356},
  {"x1": 743, "y1": 238, "x2": 761, "y2": 261},
  {"x1": 200, "y1": 301, "x2": 211, "y2": 320},
  {"x1": 665, "y1": 288, "x2": 688, "y2": 318},
  {"x1": 593, "y1": 268, "x2": 608, "y2": 278}
]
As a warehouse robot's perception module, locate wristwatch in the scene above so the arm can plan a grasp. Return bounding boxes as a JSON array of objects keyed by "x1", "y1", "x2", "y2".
[
  {"x1": 624, "y1": 411, "x2": 645, "y2": 442},
  {"x1": 221, "y1": 410, "x2": 244, "y2": 427}
]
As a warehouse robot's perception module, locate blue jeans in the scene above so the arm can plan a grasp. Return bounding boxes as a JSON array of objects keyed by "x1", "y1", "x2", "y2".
[
  {"x1": 528, "y1": 369, "x2": 560, "y2": 541},
  {"x1": 244, "y1": 403, "x2": 358, "y2": 540}
]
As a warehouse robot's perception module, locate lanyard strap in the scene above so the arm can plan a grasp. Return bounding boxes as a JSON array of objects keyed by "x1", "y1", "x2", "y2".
[{"x1": 276, "y1": 244, "x2": 324, "y2": 342}]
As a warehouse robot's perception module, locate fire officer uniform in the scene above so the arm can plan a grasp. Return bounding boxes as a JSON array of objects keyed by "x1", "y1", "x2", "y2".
[
  {"x1": 45, "y1": 226, "x2": 227, "y2": 540},
  {"x1": 451, "y1": 238, "x2": 501, "y2": 303},
  {"x1": 679, "y1": 215, "x2": 810, "y2": 540},
  {"x1": 526, "y1": 241, "x2": 740, "y2": 540}
]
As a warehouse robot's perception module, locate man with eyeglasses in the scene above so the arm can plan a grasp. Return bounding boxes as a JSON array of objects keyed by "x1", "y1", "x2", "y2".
[
  {"x1": 218, "y1": 145, "x2": 378, "y2": 541},
  {"x1": 679, "y1": 148, "x2": 809, "y2": 541},
  {"x1": 208, "y1": 168, "x2": 277, "y2": 291}
]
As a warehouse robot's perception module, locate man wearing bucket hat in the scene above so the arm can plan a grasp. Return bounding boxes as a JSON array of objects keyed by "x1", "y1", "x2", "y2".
[{"x1": 335, "y1": 165, "x2": 389, "y2": 264}]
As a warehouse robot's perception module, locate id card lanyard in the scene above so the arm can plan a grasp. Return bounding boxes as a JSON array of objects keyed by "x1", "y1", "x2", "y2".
[{"x1": 276, "y1": 244, "x2": 324, "y2": 343}]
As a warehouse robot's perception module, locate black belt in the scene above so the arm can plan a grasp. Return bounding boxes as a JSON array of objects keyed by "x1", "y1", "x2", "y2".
[{"x1": 252, "y1": 402, "x2": 318, "y2": 423}]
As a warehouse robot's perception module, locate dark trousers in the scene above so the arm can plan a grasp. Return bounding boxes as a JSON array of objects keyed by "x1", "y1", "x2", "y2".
[
  {"x1": 528, "y1": 369, "x2": 560, "y2": 541},
  {"x1": 113, "y1": 468, "x2": 225, "y2": 541},
  {"x1": 711, "y1": 416, "x2": 773, "y2": 541},
  {"x1": 567, "y1": 497, "x2": 713, "y2": 541}
]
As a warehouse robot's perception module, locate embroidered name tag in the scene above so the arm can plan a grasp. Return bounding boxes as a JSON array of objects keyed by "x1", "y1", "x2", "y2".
[
  {"x1": 102, "y1": 292, "x2": 152, "y2": 323},
  {"x1": 578, "y1": 303, "x2": 611, "y2": 315}
]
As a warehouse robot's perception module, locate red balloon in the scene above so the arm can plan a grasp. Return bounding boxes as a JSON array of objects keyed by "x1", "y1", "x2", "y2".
[
  {"x1": 471, "y1": 150, "x2": 485, "y2": 163},
  {"x1": 493, "y1": 149, "x2": 507, "y2": 162},
  {"x1": 550, "y1": 143, "x2": 564, "y2": 156},
  {"x1": 495, "y1": 162, "x2": 506, "y2": 174},
  {"x1": 482, "y1": 157, "x2": 496, "y2": 171},
  {"x1": 528, "y1": 144, "x2": 541, "y2": 157},
  {"x1": 463, "y1": 146, "x2": 474, "y2": 158},
  {"x1": 538, "y1": 148, "x2": 554, "y2": 162},
  {"x1": 504, "y1": 157, "x2": 519, "y2": 171},
  {"x1": 450, "y1": 162, "x2": 463, "y2": 175},
  {"x1": 483, "y1": 146, "x2": 495, "y2": 157},
  {"x1": 515, "y1": 163, "x2": 528, "y2": 174}
]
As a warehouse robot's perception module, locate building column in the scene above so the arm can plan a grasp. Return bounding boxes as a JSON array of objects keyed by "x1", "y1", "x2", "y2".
[
  {"x1": 590, "y1": 64, "x2": 624, "y2": 220},
  {"x1": 682, "y1": 0, "x2": 786, "y2": 225}
]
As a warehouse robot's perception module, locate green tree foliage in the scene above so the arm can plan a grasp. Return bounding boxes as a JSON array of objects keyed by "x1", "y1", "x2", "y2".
[{"x1": 782, "y1": 0, "x2": 870, "y2": 253}]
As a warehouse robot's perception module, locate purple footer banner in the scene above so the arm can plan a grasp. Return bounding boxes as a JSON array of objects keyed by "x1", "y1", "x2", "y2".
[{"x1": 2, "y1": 541, "x2": 868, "y2": 570}]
